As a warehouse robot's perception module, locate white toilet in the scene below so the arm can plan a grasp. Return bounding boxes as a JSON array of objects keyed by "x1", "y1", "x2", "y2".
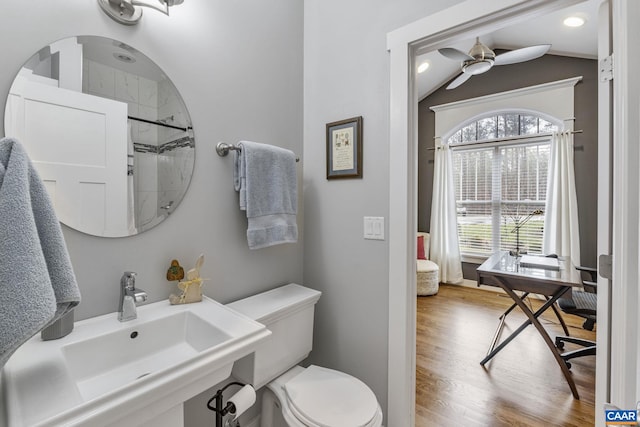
[{"x1": 228, "y1": 284, "x2": 383, "y2": 427}]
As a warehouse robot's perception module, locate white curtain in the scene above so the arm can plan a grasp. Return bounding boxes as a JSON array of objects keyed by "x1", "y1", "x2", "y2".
[
  {"x1": 430, "y1": 143, "x2": 463, "y2": 284},
  {"x1": 543, "y1": 131, "x2": 581, "y2": 265}
]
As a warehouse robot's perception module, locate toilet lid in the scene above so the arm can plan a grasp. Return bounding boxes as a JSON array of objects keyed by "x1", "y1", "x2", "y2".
[{"x1": 284, "y1": 365, "x2": 379, "y2": 427}]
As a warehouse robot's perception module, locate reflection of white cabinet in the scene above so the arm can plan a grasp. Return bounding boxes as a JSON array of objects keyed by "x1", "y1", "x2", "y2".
[{"x1": 5, "y1": 76, "x2": 128, "y2": 237}]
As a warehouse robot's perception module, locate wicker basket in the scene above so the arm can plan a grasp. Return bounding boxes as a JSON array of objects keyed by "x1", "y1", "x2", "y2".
[{"x1": 417, "y1": 259, "x2": 439, "y2": 296}]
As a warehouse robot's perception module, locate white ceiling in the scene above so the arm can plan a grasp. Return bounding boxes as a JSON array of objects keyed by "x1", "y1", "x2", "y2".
[{"x1": 415, "y1": 0, "x2": 600, "y2": 99}]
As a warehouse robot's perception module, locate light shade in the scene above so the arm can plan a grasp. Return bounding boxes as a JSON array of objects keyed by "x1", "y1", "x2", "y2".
[{"x1": 463, "y1": 60, "x2": 492, "y2": 76}]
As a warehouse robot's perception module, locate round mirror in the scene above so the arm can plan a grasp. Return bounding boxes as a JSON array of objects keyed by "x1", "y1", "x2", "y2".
[{"x1": 4, "y1": 36, "x2": 194, "y2": 237}]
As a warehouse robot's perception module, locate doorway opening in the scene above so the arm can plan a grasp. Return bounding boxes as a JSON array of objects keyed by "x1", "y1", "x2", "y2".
[{"x1": 386, "y1": 1, "x2": 609, "y2": 426}]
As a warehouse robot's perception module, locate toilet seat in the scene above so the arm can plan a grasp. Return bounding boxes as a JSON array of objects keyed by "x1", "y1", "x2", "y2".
[{"x1": 283, "y1": 365, "x2": 381, "y2": 427}]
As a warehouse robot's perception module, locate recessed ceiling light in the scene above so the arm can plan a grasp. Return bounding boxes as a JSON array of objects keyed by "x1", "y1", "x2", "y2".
[
  {"x1": 113, "y1": 52, "x2": 136, "y2": 63},
  {"x1": 563, "y1": 16, "x2": 585, "y2": 27},
  {"x1": 417, "y1": 61, "x2": 430, "y2": 73}
]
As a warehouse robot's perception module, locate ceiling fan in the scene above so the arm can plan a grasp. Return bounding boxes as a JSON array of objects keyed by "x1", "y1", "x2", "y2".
[{"x1": 438, "y1": 38, "x2": 551, "y2": 89}]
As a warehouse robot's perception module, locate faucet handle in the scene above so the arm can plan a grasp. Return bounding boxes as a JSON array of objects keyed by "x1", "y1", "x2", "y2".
[{"x1": 133, "y1": 289, "x2": 147, "y2": 303}]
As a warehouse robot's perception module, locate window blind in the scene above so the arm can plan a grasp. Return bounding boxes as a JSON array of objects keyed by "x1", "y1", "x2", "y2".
[
  {"x1": 453, "y1": 148, "x2": 494, "y2": 255},
  {"x1": 452, "y1": 142, "x2": 550, "y2": 256},
  {"x1": 498, "y1": 143, "x2": 549, "y2": 255}
]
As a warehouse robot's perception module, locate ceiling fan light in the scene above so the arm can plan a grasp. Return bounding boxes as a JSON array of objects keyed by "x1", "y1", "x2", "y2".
[
  {"x1": 463, "y1": 60, "x2": 493, "y2": 75},
  {"x1": 563, "y1": 16, "x2": 585, "y2": 27}
]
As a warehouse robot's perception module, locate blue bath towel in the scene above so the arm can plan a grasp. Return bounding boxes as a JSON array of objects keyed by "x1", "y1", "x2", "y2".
[
  {"x1": 0, "y1": 138, "x2": 80, "y2": 367},
  {"x1": 233, "y1": 141, "x2": 298, "y2": 249}
]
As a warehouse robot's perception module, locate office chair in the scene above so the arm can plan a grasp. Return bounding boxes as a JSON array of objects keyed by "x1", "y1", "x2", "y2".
[{"x1": 554, "y1": 266, "x2": 597, "y2": 368}]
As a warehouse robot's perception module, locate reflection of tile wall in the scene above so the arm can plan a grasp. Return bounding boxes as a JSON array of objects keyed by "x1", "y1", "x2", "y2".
[
  {"x1": 156, "y1": 79, "x2": 192, "y2": 218},
  {"x1": 83, "y1": 59, "x2": 158, "y2": 145},
  {"x1": 158, "y1": 79, "x2": 188, "y2": 144},
  {"x1": 84, "y1": 58, "x2": 161, "y2": 229},
  {"x1": 134, "y1": 152, "x2": 158, "y2": 230},
  {"x1": 157, "y1": 145, "x2": 195, "y2": 216},
  {"x1": 83, "y1": 60, "x2": 193, "y2": 228}
]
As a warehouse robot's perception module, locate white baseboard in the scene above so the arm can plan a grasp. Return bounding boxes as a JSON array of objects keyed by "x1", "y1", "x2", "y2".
[{"x1": 449, "y1": 278, "x2": 501, "y2": 293}]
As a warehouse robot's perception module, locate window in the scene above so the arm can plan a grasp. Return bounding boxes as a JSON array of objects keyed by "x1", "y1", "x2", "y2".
[
  {"x1": 447, "y1": 114, "x2": 557, "y2": 144},
  {"x1": 449, "y1": 112, "x2": 558, "y2": 257}
]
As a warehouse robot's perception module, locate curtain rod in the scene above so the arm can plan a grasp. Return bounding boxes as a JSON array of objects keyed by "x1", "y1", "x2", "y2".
[
  {"x1": 128, "y1": 115, "x2": 190, "y2": 132},
  {"x1": 427, "y1": 129, "x2": 583, "y2": 151}
]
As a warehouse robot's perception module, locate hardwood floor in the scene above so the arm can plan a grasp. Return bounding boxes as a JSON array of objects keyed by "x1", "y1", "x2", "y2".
[{"x1": 416, "y1": 284, "x2": 596, "y2": 427}]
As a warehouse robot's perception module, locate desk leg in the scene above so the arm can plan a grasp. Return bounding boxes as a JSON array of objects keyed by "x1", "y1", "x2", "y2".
[
  {"x1": 500, "y1": 293, "x2": 569, "y2": 337},
  {"x1": 481, "y1": 291, "x2": 559, "y2": 365},
  {"x1": 486, "y1": 292, "x2": 530, "y2": 357},
  {"x1": 499, "y1": 293, "x2": 568, "y2": 337},
  {"x1": 481, "y1": 313, "x2": 533, "y2": 366},
  {"x1": 498, "y1": 279, "x2": 579, "y2": 399},
  {"x1": 545, "y1": 296, "x2": 570, "y2": 336},
  {"x1": 500, "y1": 292, "x2": 529, "y2": 321}
]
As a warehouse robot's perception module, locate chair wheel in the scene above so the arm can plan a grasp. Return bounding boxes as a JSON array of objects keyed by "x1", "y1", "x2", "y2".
[
  {"x1": 555, "y1": 338, "x2": 565, "y2": 350},
  {"x1": 565, "y1": 361, "x2": 572, "y2": 369}
]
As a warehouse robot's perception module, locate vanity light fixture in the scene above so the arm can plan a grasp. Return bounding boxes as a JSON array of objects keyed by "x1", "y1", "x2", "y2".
[{"x1": 98, "y1": 0, "x2": 184, "y2": 25}]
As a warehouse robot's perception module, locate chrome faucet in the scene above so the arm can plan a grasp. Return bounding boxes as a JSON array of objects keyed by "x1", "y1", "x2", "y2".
[{"x1": 118, "y1": 271, "x2": 147, "y2": 322}]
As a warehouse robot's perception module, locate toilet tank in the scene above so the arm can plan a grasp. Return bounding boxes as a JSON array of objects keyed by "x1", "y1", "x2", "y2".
[{"x1": 227, "y1": 284, "x2": 321, "y2": 389}]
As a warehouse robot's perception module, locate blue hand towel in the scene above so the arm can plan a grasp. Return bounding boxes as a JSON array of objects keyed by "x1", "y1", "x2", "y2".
[
  {"x1": 233, "y1": 141, "x2": 298, "y2": 249},
  {"x1": 0, "y1": 138, "x2": 80, "y2": 367}
]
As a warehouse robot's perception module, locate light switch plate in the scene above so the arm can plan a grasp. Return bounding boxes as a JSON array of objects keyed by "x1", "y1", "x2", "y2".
[{"x1": 364, "y1": 216, "x2": 385, "y2": 240}]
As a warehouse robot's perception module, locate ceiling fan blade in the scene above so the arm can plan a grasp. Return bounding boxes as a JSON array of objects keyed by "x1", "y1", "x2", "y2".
[
  {"x1": 438, "y1": 47, "x2": 474, "y2": 62},
  {"x1": 493, "y1": 44, "x2": 551, "y2": 66},
  {"x1": 446, "y1": 72, "x2": 473, "y2": 90}
]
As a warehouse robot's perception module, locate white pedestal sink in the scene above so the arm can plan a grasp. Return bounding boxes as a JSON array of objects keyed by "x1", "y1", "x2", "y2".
[{"x1": 1, "y1": 296, "x2": 270, "y2": 427}]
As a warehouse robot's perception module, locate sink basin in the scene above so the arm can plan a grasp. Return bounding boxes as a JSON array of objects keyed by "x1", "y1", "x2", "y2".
[
  {"x1": 1, "y1": 296, "x2": 270, "y2": 427},
  {"x1": 63, "y1": 311, "x2": 232, "y2": 401}
]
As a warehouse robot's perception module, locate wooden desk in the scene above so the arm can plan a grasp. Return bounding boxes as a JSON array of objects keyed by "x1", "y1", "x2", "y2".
[{"x1": 476, "y1": 251, "x2": 584, "y2": 398}]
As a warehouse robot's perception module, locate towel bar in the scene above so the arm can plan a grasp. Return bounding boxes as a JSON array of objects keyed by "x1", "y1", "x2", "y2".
[{"x1": 216, "y1": 142, "x2": 299, "y2": 162}]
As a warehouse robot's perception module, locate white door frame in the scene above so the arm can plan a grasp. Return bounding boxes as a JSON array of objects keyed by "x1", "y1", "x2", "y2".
[
  {"x1": 386, "y1": 1, "x2": 621, "y2": 426},
  {"x1": 609, "y1": 0, "x2": 640, "y2": 411},
  {"x1": 596, "y1": 0, "x2": 612, "y2": 414}
]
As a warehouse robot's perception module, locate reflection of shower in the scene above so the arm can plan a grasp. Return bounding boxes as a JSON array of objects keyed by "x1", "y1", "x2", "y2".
[{"x1": 161, "y1": 201, "x2": 174, "y2": 214}]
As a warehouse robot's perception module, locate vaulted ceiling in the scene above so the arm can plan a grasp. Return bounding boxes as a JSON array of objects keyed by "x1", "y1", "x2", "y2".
[{"x1": 415, "y1": 0, "x2": 600, "y2": 99}]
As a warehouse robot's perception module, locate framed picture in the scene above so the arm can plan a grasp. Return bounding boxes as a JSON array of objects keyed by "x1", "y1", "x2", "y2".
[{"x1": 326, "y1": 116, "x2": 363, "y2": 179}]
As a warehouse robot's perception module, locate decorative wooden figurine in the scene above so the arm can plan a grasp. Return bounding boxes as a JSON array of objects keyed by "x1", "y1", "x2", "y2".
[
  {"x1": 169, "y1": 254, "x2": 205, "y2": 305},
  {"x1": 166, "y1": 259, "x2": 185, "y2": 281}
]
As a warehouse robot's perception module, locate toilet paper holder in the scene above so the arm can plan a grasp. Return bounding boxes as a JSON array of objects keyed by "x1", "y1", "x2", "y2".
[{"x1": 207, "y1": 382, "x2": 256, "y2": 427}]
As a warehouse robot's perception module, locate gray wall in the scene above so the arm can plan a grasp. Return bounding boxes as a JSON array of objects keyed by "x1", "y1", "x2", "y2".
[
  {"x1": 0, "y1": 0, "x2": 303, "y2": 318},
  {"x1": 0, "y1": 1, "x2": 302, "y2": 425},
  {"x1": 418, "y1": 54, "x2": 599, "y2": 275},
  {"x1": 303, "y1": 0, "x2": 464, "y2": 418}
]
